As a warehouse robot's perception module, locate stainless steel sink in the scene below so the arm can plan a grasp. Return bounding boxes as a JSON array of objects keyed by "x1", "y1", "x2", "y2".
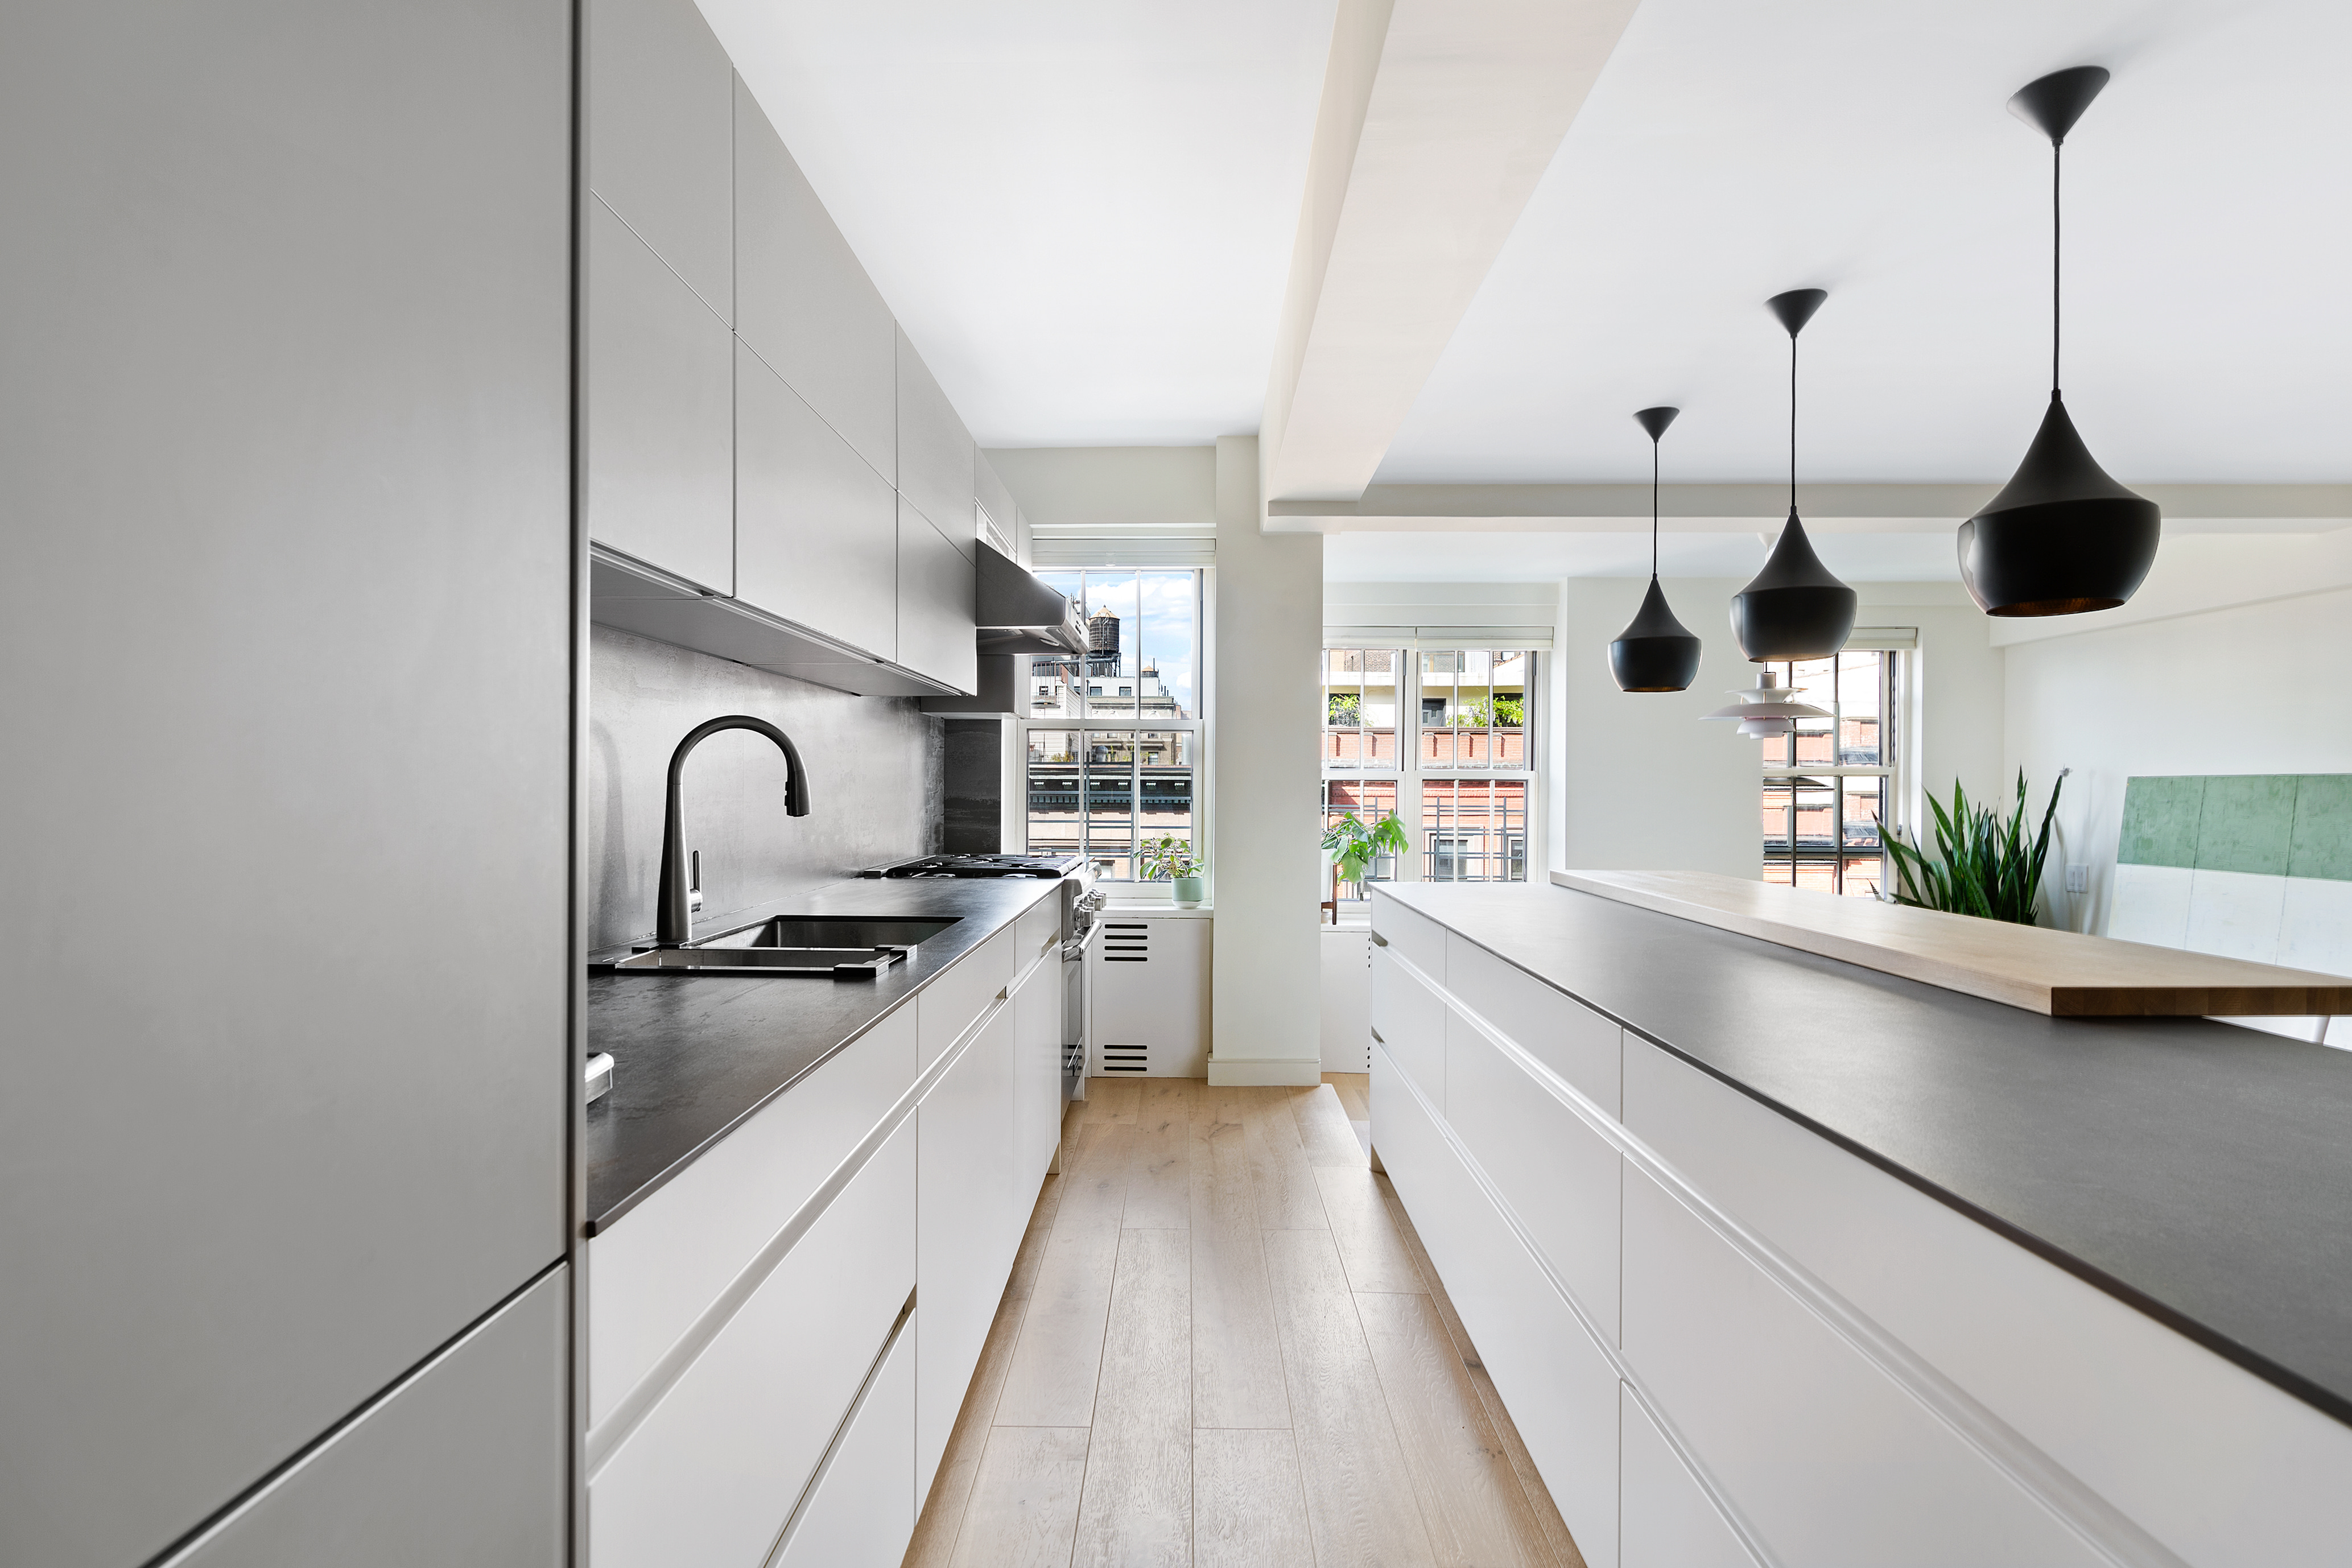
[
  {"x1": 700, "y1": 917, "x2": 960, "y2": 950},
  {"x1": 593, "y1": 915, "x2": 962, "y2": 979},
  {"x1": 602, "y1": 946, "x2": 907, "y2": 977}
]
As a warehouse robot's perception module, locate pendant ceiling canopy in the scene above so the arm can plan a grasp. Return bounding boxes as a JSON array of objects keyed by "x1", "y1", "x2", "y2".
[
  {"x1": 1730, "y1": 289, "x2": 1856, "y2": 663},
  {"x1": 1958, "y1": 65, "x2": 2160, "y2": 617},
  {"x1": 1609, "y1": 405, "x2": 1703, "y2": 692}
]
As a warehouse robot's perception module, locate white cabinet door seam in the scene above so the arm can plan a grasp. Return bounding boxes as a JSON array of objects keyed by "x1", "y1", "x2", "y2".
[
  {"x1": 733, "y1": 332, "x2": 893, "y2": 492},
  {"x1": 761, "y1": 1290, "x2": 917, "y2": 1567},
  {"x1": 592, "y1": 190, "x2": 729, "y2": 332}
]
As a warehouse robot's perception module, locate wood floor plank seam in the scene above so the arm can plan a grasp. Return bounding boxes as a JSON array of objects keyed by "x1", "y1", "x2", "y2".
[{"x1": 907, "y1": 1079, "x2": 1580, "y2": 1568}]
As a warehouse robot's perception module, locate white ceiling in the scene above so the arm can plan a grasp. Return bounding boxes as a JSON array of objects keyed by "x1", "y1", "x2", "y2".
[
  {"x1": 698, "y1": 0, "x2": 1338, "y2": 448},
  {"x1": 1374, "y1": 0, "x2": 2352, "y2": 488}
]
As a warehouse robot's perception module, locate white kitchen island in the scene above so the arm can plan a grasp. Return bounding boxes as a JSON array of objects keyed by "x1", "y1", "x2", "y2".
[{"x1": 1370, "y1": 881, "x2": 2352, "y2": 1568}]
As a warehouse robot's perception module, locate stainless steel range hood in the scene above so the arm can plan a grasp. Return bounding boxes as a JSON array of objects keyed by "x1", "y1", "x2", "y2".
[
  {"x1": 976, "y1": 541, "x2": 1083, "y2": 655},
  {"x1": 923, "y1": 543, "x2": 1083, "y2": 715}
]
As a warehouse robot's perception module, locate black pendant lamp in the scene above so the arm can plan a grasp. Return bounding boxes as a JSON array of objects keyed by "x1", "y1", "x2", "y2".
[
  {"x1": 1609, "y1": 406, "x2": 1703, "y2": 692},
  {"x1": 1958, "y1": 66, "x2": 2160, "y2": 616},
  {"x1": 1730, "y1": 288, "x2": 1857, "y2": 661}
]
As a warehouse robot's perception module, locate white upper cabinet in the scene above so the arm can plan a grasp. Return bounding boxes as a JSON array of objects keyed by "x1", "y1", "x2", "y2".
[
  {"x1": 734, "y1": 80, "x2": 897, "y2": 484},
  {"x1": 895, "y1": 328, "x2": 976, "y2": 559},
  {"x1": 897, "y1": 500, "x2": 977, "y2": 695},
  {"x1": 585, "y1": 200, "x2": 733, "y2": 593},
  {"x1": 584, "y1": 0, "x2": 732, "y2": 322},
  {"x1": 974, "y1": 452, "x2": 1016, "y2": 556},
  {"x1": 736, "y1": 344, "x2": 898, "y2": 660}
]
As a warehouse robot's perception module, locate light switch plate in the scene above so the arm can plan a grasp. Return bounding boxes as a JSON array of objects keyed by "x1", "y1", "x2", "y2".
[{"x1": 2065, "y1": 864, "x2": 2090, "y2": 894}]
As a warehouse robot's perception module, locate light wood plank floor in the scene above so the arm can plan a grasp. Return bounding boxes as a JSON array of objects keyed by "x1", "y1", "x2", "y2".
[{"x1": 904, "y1": 1076, "x2": 1586, "y2": 1568}]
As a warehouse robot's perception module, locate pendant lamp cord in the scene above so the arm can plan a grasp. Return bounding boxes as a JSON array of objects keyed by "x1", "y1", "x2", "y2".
[
  {"x1": 1788, "y1": 328, "x2": 1798, "y2": 513},
  {"x1": 1650, "y1": 434, "x2": 1661, "y2": 577},
  {"x1": 2050, "y1": 138, "x2": 2063, "y2": 400}
]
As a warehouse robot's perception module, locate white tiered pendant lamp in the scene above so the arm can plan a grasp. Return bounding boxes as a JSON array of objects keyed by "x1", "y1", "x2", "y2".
[{"x1": 1702, "y1": 671, "x2": 1830, "y2": 739}]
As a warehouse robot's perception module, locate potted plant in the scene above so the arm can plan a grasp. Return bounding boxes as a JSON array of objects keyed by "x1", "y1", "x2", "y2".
[
  {"x1": 1141, "y1": 835, "x2": 1204, "y2": 906},
  {"x1": 1321, "y1": 810, "x2": 1409, "y2": 919},
  {"x1": 1879, "y1": 768, "x2": 2068, "y2": 925}
]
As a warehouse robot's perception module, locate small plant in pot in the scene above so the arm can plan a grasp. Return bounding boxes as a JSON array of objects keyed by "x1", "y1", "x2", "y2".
[
  {"x1": 1141, "y1": 835, "x2": 1204, "y2": 906},
  {"x1": 1322, "y1": 811, "x2": 1409, "y2": 909}
]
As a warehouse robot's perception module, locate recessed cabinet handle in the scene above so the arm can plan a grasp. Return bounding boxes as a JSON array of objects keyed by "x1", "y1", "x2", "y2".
[
  {"x1": 1369, "y1": 931, "x2": 1389, "y2": 947},
  {"x1": 1369, "y1": 1026, "x2": 1384, "y2": 1043}
]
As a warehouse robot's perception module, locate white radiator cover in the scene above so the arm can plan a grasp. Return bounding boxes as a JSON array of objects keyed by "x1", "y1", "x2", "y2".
[{"x1": 1088, "y1": 916, "x2": 1211, "y2": 1077}]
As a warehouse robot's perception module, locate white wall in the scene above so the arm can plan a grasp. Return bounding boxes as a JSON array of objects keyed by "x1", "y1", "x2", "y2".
[
  {"x1": 2005, "y1": 579, "x2": 2352, "y2": 936},
  {"x1": 982, "y1": 445, "x2": 1216, "y2": 529},
  {"x1": 1557, "y1": 577, "x2": 1764, "y2": 877},
  {"x1": 1554, "y1": 578, "x2": 2003, "y2": 878},
  {"x1": 1211, "y1": 434, "x2": 1325, "y2": 1083}
]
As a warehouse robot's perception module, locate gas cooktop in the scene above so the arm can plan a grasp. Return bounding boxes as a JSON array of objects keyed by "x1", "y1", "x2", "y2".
[{"x1": 859, "y1": 853, "x2": 1086, "y2": 880}]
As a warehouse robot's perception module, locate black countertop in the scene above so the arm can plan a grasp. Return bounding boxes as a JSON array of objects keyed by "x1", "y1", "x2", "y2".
[
  {"x1": 585, "y1": 876, "x2": 1058, "y2": 1234},
  {"x1": 1384, "y1": 881, "x2": 2352, "y2": 1427}
]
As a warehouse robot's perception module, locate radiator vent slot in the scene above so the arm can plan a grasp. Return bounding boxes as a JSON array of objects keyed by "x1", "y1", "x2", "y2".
[
  {"x1": 1101, "y1": 922, "x2": 1150, "y2": 963},
  {"x1": 1099, "y1": 1043, "x2": 1149, "y2": 1072}
]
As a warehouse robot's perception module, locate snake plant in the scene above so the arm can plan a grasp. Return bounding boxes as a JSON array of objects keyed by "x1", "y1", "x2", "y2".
[{"x1": 1879, "y1": 769, "x2": 2067, "y2": 925}]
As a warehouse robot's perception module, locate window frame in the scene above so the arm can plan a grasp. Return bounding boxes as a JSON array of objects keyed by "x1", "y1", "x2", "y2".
[
  {"x1": 1321, "y1": 644, "x2": 1541, "y2": 911},
  {"x1": 1757, "y1": 649, "x2": 1905, "y2": 897},
  {"x1": 1014, "y1": 567, "x2": 1206, "y2": 896}
]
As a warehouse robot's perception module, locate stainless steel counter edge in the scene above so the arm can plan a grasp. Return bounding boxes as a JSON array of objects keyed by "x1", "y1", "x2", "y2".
[
  {"x1": 584, "y1": 877, "x2": 1060, "y2": 1235},
  {"x1": 1375, "y1": 881, "x2": 2352, "y2": 1430}
]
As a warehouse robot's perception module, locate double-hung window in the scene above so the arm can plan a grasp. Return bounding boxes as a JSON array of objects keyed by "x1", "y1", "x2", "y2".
[
  {"x1": 1759, "y1": 649, "x2": 1902, "y2": 895},
  {"x1": 1321, "y1": 646, "x2": 1536, "y2": 907},
  {"x1": 1018, "y1": 568, "x2": 1202, "y2": 884}
]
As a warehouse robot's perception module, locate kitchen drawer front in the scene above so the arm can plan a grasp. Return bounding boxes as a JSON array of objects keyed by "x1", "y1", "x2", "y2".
[
  {"x1": 1623, "y1": 1039, "x2": 2352, "y2": 1568},
  {"x1": 917, "y1": 1006, "x2": 1022, "y2": 1499},
  {"x1": 1619, "y1": 1384, "x2": 1758, "y2": 1568},
  {"x1": 1446, "y1": 934, "x2": 1621, "y2": 1116},
  {"x1": 1368, "y1": 944, "x2": 1445, "y2": 1113},
  {"x1": 773, "y1": 1309, "x2": 917, "y2": 1568},
  {"x1": 591, "y1": 1117, "x2": 916, "y2": 1568},
  {"x1": 1621, "y1": 1165, "x2": 2108, "y2": 1568},
  {"x1": 1444, "y1": 1007, "x2": 1622, "y2": 1344},
  {"x1": 1016, "y1": 894, "x2": 1061, "y2": 974},
  {"x1": 1369, "y1": 889, "x2": 1445, "y2": 976},
  {"x1": 918, "y1": 929, "x2": 1012, "y2": 1068},
  {"x1": 1374, "y1": 1043, "x2": 1620, "y2": 1568},
  {"x1": 589, "y1": 1005, "x2": 918, "y2": 1429}
]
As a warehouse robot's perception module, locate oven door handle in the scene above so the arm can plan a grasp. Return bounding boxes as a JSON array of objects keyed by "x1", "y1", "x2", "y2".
[{"x1": 1060, "y1": 923, "x2": 1104, "y2": 962}]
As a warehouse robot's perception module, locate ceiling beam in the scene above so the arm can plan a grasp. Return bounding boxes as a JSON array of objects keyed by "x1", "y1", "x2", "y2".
[
  {"x1": 1265, "y1": 482, "x2": 2352, "y2": 533},
  {"x1": 1260, "y1": 0, "x2": 1640, "y2": 511}
]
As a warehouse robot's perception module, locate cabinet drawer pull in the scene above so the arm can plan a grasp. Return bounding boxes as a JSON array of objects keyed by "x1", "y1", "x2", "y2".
[
  {"x1": 1369, "y1": 1026, "x2": 1384, "y2": 1044},
  {"x1": 1369, "y1": 930, "x2": 1389, "y2": 948}
]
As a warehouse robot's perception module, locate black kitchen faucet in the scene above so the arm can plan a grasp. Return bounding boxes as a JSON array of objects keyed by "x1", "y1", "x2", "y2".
[{"x1": 656, "y1": 716, "x2": 810, "y2": 947}]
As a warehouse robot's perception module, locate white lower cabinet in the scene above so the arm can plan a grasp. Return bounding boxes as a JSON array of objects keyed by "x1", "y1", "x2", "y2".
[
  {"x1": 1441, "y1": 1005, "x2": 1621, "y2": 1344},
  {"x1": 1619, "y1": 1385, "x2": 1757, "y2": 1568},
  {"x1": 1372, "y1": 903, "x2": 2329, "y2": 1568},
  {"x1": 772, "y1": 1311, "x2": 917, "y2": 1568},
  {"x1": 1373, "y1": 1043, "x2": 1621, "y2": 1568},
  {"x1": 589, "y1": 1117, "x2": 915, "y2": 1568},
  {"x1": 1622, "y1": 1159, "x2": 2110, "y2": 1566},
  {"x1": 916, "y1": 1001, "x2": 1024, "y2": 1499},
  {"x1": 1012, "y1": 947, "x2": 1064, "y2": 1182},
  {"x1": 1368, "y1": 943, "x2": 1446, "y2": 1111}
]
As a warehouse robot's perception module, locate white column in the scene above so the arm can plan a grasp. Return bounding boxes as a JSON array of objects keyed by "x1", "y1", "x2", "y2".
[{"x1": 1208, "y1": 435, "x2": 1326, "y2": 1084}]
